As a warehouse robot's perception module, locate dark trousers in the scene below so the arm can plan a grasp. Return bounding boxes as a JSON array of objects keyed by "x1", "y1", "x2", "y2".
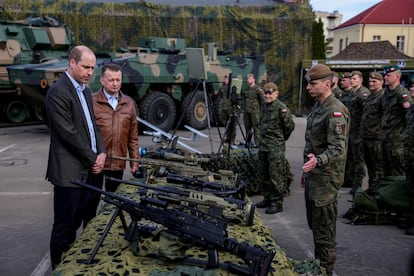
[{"x1": 50, "y1": 172, "x2": 102, "y2": 269}]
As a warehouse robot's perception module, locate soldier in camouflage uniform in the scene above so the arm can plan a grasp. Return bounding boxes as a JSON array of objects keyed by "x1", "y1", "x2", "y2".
[
  {"x1": 348, "y1": 71, "x2": 369, "y2": 194},
  {"x1": 242, "y1": 73, "x2": 264, "y2": 145},
  {"x1": 331, "y1": 71, "x2": 343, "y2": 99},
  {"x1": 302, "y1": 64, "x2": 349, "y2": 276},
  {"x1": 256, "y1": 82, "x2": 294, "y2": 214},
  {"x1": 381, "y1": 65, "x2": 412, "y2": 176},
  {"x1": 218, "y1": 75, "x2": 238, "y2": 144},
  {"x1": 361, "y1": 72, "x2": 384, "y2": 195},
  {"x1": 404, "y1": 84, "x2": 414, "y2": 236},
  {"x1": 338, "y1": 72, "x2": 354, "y2": 188}
]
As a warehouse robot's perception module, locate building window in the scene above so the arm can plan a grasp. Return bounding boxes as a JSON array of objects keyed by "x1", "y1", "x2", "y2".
[
  {"x1": 397, "y1": 35, "x2": 405, "y2": 52},
  {"x1": 339, "y1": 38, "x2": 343, "y2": 51},
  {"x1": 373, "y1": 35, "x2": 381, "y2": 41}
]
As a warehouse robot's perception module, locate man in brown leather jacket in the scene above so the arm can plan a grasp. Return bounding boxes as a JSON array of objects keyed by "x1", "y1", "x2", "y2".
[{"x1": 92, "y1": 63, "x2": 139, "y2": 192}]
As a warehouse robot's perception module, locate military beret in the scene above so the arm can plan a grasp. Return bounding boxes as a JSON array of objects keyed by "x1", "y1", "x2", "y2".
[
  {"x1": 351, "y1": 70, "x2": 363, "y2": 77},
  {"x1": 383, "y1": 65, "x2": 401, "y2": 74},
  {"x1": 305, "y1": 64, "x2": 333, "y2": 81},
  {"x1": 369, "y1": 72, "x2": 383, "y2": 81},
  {"x1": 340, "y1": 72, "x2": 351, "y2": 79},
  {"x1": 263, "y1": 82, "x2": 278, "y2": 93}
]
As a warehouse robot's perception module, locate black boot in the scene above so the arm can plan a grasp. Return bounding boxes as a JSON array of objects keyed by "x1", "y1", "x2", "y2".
[
  {"x1": 265, "y1": 203, "x2": 283, "y2": 214},
  {"x1": 256, "y1": 199, "x2": 271, "y2": 208}
]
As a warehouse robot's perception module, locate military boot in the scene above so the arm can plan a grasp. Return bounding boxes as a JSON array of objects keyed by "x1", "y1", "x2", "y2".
[
  {"x1": 265, "y1": 203, "x2": 283, "y2": 214},
  {"x1": 256, "y1": 199, "x2": 271, "y2": 208}
]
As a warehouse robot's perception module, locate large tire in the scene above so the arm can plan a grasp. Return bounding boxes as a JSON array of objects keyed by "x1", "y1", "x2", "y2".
[
  {"x1": 139, "y1": 91, "x2": 176, "y2": 132},
  {"x1": 181, "y1": 90, "x2": 211, "y2": 130},
  {"x1": 3, "y1": 101, "x2": 28, "y2": 123}
]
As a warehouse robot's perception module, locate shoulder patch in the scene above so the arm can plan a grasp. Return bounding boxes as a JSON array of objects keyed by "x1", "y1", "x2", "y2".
[
  {"x1": 402, "y1": 93, "x2": 409, "y2": 99},
  {"x1": 362, "y1": 93, "x2": 369, "y2": 97},
  {"x1": 333, "y1": 112, "x2": 342, "y2": 117},
  {"x1": 281, "y1": 108, "x2": 288, "y2": 113}
]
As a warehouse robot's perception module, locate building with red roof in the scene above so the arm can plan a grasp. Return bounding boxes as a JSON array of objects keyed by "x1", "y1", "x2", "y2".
[{"x1": 332, "y1": 0, "x2": 414, "y2": 58}]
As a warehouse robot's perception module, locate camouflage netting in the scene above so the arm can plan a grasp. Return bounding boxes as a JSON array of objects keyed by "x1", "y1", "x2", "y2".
[
  {"x1": 1, "y1": 0, "x2": 314, "y2": 115},
  {"x1": 54, "y1": 184, "x2": 325, "y2": 276}
]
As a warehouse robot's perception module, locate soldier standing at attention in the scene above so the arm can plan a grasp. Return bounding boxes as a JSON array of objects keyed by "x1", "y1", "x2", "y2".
[
  {"x1": 331, "y1": 71, "x2": 343, "y2": 99},
  {"x1": 91, "y1": 63, "x2": 139, "y2": 193},
  {"x1": 302, "y1": 64, "x2": 349, "y2": 276},
  {"x1": 256, "y1": 82, "x2": 294, "y2": 214},
  {"x1": 381, "y1": 65, "x2": 412, "y2": 176},
  {"x1": 361, "y1": 72, "x2": 384, "y2": 195},
  {"x1": 219, "y1": 75, "x2": 238, "y2": 144},
  {"x1": 348, "y1": 71, "x2": 369, "y2": 194},
  {"x1": 242, "y1": 73, "x2": 264, "y2": 145},
  {"x1": 404, "y1": 84, "x2": 414, "y2": 236},
  {"x1": 338, "y1": 72, "x2": 354, "y2": 188}
]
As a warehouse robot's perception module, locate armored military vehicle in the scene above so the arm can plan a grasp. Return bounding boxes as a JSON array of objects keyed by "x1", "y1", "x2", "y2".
[
  {"x1": 0, "y1": 16, "x2": 74, "y2": 124},
  {"x1": 7, "y1": 37, "x2": 266, "y2": 131}
]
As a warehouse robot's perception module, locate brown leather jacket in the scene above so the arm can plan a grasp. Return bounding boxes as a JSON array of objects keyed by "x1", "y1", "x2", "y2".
[{"x1": 92, "y1": 89, "x2": 139, "y2": 171}]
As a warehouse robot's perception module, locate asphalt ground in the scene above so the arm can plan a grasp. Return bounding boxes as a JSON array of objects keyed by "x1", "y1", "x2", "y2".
[{"x1": 0, "y1": 116, "x2": 413, "y2": 276}]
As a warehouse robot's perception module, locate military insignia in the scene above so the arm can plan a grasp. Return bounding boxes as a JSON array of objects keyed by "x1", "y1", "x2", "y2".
[
  {"x1": 362, "y1": 93, "x2": 369, "y2": 97},
  {"x1": 333, "y1": 112, "x2": 342, "y2": 117},
  {"x1": 402, "y1": 93, "x2": 409, "y2": 99},
  {"x1": 334, "y1": 123, "x2": 343, "y2": 135},
  {"x1": 403, "y1": 101, "x2": 411, "y2": 109},
  {"x1": 281, "y1": 109, "x2": 288, "y2": 113}
]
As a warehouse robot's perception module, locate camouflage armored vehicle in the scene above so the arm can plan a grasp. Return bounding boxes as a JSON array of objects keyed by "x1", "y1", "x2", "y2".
[
  {"x1": 7, "y1": 37, "x2": 266, "y2": 131},
  {"x1": 0, "y1": 16, "x2": 74, "y2": 123}
]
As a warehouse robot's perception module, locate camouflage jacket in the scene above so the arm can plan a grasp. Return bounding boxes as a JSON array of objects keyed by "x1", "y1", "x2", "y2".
[
  {"x1": 243, "y1": 85, "x2": 264, "y2": 113},
  {"x1": 361, "y1": 89, "x2": 383, "y2": 140},
  {"x1": 332, "y1": 87, "x2": 343, "y2": 99},
  {"x1": 381, "y1": 84, "x2": 412, "y2": 143},
  {"x1": 404, "y1": 104, "x2": 414, "y2": 161},
  {"x1": 218, "y1": 84, "x2": 231, "y2": 112},
  {"x1": 338, "y1": 88, "x2": 352, "y2": 109},
  {"x1": 349, "y1": 86, "x2": 369, "y2": 140},
  {"x1": 304, "y1": 93, "x2": 350, "y2": 177},
  {"x1": 259, "y1": 99, "x2": 295, "y2": 152}
]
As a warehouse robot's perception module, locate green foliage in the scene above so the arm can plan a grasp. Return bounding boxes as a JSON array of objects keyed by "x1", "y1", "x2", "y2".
[
  {"x1": 1, "y1": 0, "x2": 314, "y2": 115},
  {"x1": 312, "y1": 18, "x2": 326, "y2": 59}
]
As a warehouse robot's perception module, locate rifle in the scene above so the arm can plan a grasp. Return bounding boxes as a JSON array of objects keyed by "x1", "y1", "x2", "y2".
[
  {"x1": 71, "y1": 180, "x2": 275, "y2": 276},
  {"x1": 107, "y1": 176, "x2": 255, "y2": 226}
]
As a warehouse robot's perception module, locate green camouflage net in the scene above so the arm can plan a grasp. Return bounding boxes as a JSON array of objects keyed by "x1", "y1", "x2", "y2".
[
  {"x1": 1, "y1": 0, "x2": 314, "y2": 114},
  {"x1": 53, "y1": 184, "x2": 311, "y2": 276}
]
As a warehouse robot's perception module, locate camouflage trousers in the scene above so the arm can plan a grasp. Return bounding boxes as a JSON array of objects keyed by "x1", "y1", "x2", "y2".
[
  {"x1": 405, "y1": 156, "x2": 414, "y2": 221},
  {"x1": 305, "y1": 177, "x2": 338, "y2": 276},
  {"x1": 362, "y1": 139, "x2": 383, "y2": 192},
  {"x1": 243, "y1": 112, "x2": 260, "y2": 145},
  {"x1": 349, "y1": 137, "x2": 366, "y2": 190},
  {"x1": 258, "y1": 151, "x2": 285, "y2": 208},
  {"x1": 382, "y1": 141, "x2": 405, "y2": 176}
]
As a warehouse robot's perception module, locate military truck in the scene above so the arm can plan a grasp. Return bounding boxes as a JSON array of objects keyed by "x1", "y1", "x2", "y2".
[
  {"x1": 0, "y1": 16, "x2": 74, "y2": 124},
  {"x1": 7, "y1": 37, "x2": 267, "y2": 131}
]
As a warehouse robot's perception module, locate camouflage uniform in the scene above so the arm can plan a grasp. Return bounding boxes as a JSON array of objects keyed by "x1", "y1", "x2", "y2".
[
  {"x1": 361, "y1": 88, "x2": 384, "y2": 193},
  {"x1": 348, "y1": 86, "x2": 369, "y2": 192},
  {"x1": 218, "y1": 83, "x2": 238, "y2": 144},
  {"x1": 304, "y1": 94, "x2": 349, "y2": 276},
  {"x1": 258, "y1": 98, "x2": 294, "y2": 210},
  {"x1": 243, "y1": 85, "x2": 264, "y2": 145},
  {"x1": 404, "y1": 103, "x2": 414, "y2": 235},
  {"x1": 381, "y1": 84, "x2": 412, "y2": 176},
  {"x1": 332, "y1": 87, "x2": 343, "y2": 99},
  {"x1": 338, "y1": 88, "x2": 354, "y2": 187}
]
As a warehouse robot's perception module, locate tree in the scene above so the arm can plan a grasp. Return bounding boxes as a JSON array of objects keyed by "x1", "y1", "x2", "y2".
[{"x1": 312, "y1": 18, "x2": 326, "y2": 59}]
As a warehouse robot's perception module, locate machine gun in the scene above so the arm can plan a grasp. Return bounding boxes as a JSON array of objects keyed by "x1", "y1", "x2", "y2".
[
  {"x1": 107, "y1": 176, "x2": 255, "y2": 226},
  {"x1": 71, "y1": 180, "x2": 275, "y2": 276},
  {"x1": 165, "y1": 172, "x2": 246, "y2": 199}
]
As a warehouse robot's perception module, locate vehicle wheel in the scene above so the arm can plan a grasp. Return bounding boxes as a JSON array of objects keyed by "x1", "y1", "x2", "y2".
[
  {"x1": 139, "y1": 91, "x2": 176, "y2": 132},
  {"x1": 30, "y1": 104, "x2": 45, "y2": 121},
  {"x1": 3, "y1": 101, "x2": 28, "y2": 123},
  {"x1": 181, "y1": 90, "x2": 212, "y2": 130}
]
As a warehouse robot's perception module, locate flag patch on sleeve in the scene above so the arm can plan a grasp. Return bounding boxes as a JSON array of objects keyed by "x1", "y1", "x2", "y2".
[{"x1": 333, "y1": 112, "x2": 342, "y2": 117}]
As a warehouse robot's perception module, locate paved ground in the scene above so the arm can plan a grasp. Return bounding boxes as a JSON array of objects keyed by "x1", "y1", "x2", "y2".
[{"x1": 0, "y1": 117, "x2": 413, "y2": 276}]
